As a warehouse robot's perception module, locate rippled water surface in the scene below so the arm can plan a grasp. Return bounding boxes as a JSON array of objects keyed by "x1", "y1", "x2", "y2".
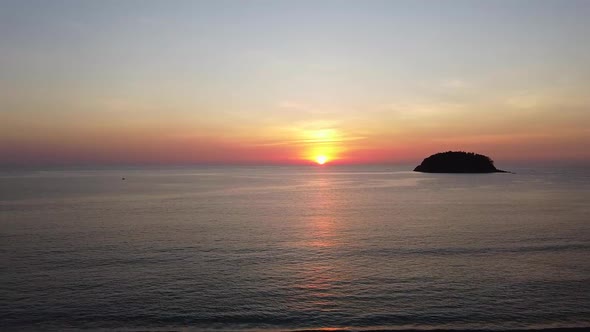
[{"x1": 1, "y1": 166, "x2": 589, "y2": 330}]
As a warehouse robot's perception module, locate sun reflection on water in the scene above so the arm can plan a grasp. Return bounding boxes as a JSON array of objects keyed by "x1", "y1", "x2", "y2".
[{"x1": 289, "y1": 174, "x2": 348, "y2": 314}]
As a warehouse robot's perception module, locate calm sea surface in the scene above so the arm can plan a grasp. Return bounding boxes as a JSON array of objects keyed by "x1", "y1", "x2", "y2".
[{"x1": 1, "y1": 166, "x2": 589, "y2": 331}]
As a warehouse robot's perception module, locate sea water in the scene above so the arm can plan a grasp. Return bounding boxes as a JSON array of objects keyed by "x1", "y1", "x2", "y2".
[{"x1": 1, "y1": 166, "x2": 589, "y2": 330}]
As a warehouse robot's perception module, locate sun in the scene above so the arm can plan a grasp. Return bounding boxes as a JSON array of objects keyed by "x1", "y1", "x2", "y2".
[{"x1": 315, "y1": 155, "x2": 328, "y2": 165}]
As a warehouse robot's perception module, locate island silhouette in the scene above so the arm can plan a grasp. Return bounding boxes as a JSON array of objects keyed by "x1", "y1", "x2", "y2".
[{"x1": 414, "y1": 151, "x2": 507, "y2": 173}]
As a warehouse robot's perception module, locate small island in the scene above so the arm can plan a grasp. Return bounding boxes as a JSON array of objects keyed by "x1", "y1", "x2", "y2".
[{"x1": 414, "y1": 151, "x2": 507, "y2": 173}]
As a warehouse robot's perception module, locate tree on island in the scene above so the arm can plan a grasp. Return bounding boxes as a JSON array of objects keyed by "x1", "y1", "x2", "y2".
[{"x1": 414, "y1": 151, "x2": 507, "y2": 173}]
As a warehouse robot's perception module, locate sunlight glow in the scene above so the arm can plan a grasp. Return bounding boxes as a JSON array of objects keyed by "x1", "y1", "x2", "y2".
[
  {"x1": 315, "y1": 155, "x2": 328, "y2": 165},
  {"x1": 300, "y1": 127, "x2": 343, "y2": 165}
]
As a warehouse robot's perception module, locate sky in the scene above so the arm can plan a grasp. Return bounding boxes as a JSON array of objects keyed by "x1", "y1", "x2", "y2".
[{"x1": 1, "y1": 0, "x2": 589, "y2": 166}]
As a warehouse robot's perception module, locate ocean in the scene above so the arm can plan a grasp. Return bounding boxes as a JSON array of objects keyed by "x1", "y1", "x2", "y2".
[{"x1": 1, "y1": 166, "x2": 589, "y2": 331}]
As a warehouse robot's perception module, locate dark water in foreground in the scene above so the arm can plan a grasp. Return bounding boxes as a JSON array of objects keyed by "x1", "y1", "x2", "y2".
[{"x1": 1, "y1": 166, "x2": 589, "y2": 331}]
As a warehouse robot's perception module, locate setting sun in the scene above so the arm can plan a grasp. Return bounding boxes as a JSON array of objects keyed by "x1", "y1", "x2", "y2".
[{"x1": 315, "y1": 155, "x2": 328, "y2": 165}]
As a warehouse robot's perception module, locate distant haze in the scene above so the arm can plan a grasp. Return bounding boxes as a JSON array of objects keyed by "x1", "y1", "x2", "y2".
[{"x1": 1, "y1": 0, "x2": 589, "y2": 166}]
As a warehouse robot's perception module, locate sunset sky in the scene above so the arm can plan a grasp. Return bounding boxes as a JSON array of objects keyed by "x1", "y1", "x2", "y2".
[{"x1": 1, "y1": 0, "x2": 589, "y2": 166}]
